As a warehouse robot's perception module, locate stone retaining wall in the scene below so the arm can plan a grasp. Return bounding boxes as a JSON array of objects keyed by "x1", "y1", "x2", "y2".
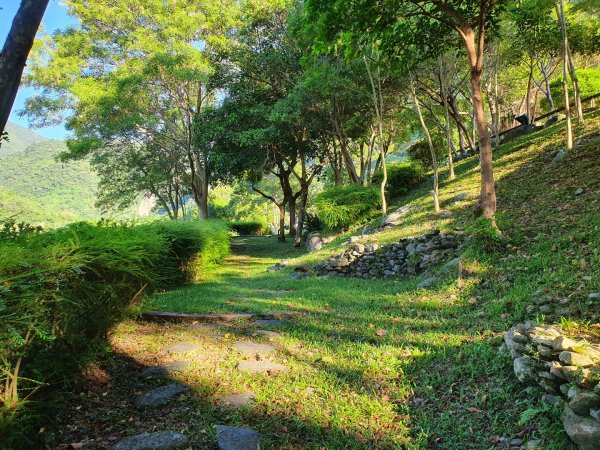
[
  {"x1": 502, "y1": 322, "x2": 600, "y2": 449},
  {"x1": 312, "y1": 230, "x2": 466, "y2": 279}
]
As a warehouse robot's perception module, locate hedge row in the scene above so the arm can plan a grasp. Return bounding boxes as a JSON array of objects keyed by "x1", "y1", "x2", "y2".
[
  {"x1": 0, "y1": 220, "x2": 230, "y2": 446},
  {"x1": 228, "y1": 220, "x2": 266, "y2": 235}
]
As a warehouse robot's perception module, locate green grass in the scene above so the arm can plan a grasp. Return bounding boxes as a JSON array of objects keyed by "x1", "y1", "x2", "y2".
[
  {"x1": 27, "y1": 113, "x2": 595, "y2": 448},
  {"x1": 136, "y1": 112, "x2": 600, "y2": 448}
]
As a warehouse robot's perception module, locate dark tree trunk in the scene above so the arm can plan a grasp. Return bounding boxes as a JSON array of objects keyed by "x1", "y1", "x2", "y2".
[
  {"x1": 278, "y1": 203, "x2": 286, "y2": 242},
  {"x1": 288, "y1": 195, "x2": 297, "y2": 236},
  {"x1": 463, "y1": 28, "x2": 496, "y2": 224},
  {"x1": 0, "y1": 0, "x2": 50, "y2": 141},
  {"x1": 198, "y1": 156, "x2": 209, "y2": 219},
  {"x1": 294, "y1": 191, "x2": 308, "y2": 247}
]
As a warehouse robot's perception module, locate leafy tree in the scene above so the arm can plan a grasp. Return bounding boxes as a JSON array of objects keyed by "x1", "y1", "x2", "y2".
[
  {"x1": 307, "y1": 0, "x2": 511, "y2": 225},
  {"x1": 21, "y1": 0, "x2": 240, "y2": 218}
]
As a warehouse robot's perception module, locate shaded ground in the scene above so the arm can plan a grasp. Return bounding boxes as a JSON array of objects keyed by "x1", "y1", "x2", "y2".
[{"x1": 46, "y1": 113, "x2": 600, "y2": 449}]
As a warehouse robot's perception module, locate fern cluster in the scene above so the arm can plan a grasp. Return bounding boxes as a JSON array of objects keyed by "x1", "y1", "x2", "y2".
[
  {"x1": 315, "y1": 185, "x2": 381, "y2": 230},
  {"x1": 0, "y1": 219, "x2": 230, "y2": 438}
]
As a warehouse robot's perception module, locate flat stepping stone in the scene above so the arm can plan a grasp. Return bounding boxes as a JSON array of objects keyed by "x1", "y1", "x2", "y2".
[
  {"x1": 233, "y1": 341, "x2": 276, "y2": 355},
  {"x1": 250, "y1": 330, "x2": 281, "y2": 339},
  {"x1": 237, "y1": 360, "x2": 288, "y2": 375},
  {"x1": 143, "y1": 311, "x2": 254, "y2": 322},
  {"x1": 207, "y1": 333, "x2": 226, "y2": 340},
  {"x1": 135, "y1": 383, "x2": 189, "y2": 407},
  {"x1": 142, "y1": 310, "x2": 307, "y2": 323},
  {"x1": 219, "y1": 392, "x2": 256, "y2": 408},
  {"x1": 141, "y1": 361, "x2": 191, "y2": 378},
  {"x1": 109, "y1": 431, "x2": 189, "y2": 450},
  {"x1": 251, "y1": 319, "x2": 284, "y2": 327},
  {"x1": 163, "y1": 342, "x2": 199, "y2": 354},
  {"x1": 216, "y1": 425, "x2": 261, "y2": 450},
  {"x1": 187, "y1": 323, "x2": 220, "y2": 331}
]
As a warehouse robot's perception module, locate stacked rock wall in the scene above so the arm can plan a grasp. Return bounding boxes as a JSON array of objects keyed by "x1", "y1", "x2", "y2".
[
  {"x1": 502, "y1": 322, "x2": 600, "y2": 449},
  {"x1": 313, "y1": 230, "x2": 466, "y2": 279}
]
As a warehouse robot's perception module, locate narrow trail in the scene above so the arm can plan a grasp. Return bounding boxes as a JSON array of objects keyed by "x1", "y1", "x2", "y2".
[{"x1": 49, "y1": 237, "x2": 533, "y2": 449}]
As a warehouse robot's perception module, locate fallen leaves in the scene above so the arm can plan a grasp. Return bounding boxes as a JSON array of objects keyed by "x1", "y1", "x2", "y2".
[{"x1": 466, "y1": 406, "x2": 483, "y2": 413}]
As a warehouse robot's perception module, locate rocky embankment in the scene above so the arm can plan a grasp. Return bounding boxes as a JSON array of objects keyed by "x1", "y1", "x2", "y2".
[
  {"x1": 502, "y1": 322, "x2": 600, "y2": 449},
  {"x1": 296, "y1": 230, "x2": 466, "y2": 280}
]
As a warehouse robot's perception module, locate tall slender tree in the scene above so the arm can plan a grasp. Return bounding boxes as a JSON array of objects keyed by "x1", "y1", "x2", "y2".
[
  {"x1": 0, "y1": 0, "x2": 50, "y2": 143},
  {"x1": 308, "y1": 0, "x2": 506, "y2": 226}
]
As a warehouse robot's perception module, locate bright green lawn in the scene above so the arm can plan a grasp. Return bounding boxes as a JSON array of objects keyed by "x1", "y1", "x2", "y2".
[{"x1": 140, "y1": 113, "x2": 600, "y2": 449}]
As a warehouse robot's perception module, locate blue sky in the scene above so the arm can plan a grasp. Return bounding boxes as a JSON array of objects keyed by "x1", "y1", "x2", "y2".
[{"x1": 1, "y1": 0, "x2": 76, "y2": 139}]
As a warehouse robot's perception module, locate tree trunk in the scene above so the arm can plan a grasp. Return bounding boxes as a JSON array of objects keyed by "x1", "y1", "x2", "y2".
[
  {"x1": 449, "y1": 96, "x2": 475, "y2": 151},
  {"x1": 439, "y1": 58, "x2": 455, "y2": 179},
  {"x1": 295, "y1": 191, "x2": 308, "y2": 247},
  {"x1": 556, "y1": 0, "x2": 573, "y2": 150},
  {"x1": 0, "y1": 0, "x2": 50, "y2": 141},
  {"x1": 364, "y1": 55, "x2": 387, "y2": 215},
  {"x1": 198, "y1": 155, "x2": 209, "y2": 219},
  {"x1": 412, "y1": 82, "x2": 440, "y2": 213},
  {"x1": 288, "y1": 195, "x2": 297, "y2": 236},
  {"x1": 566, "y1": 43, "x2": 584, "y2": 122},
  {"x1": 339, "y1": 137, "x2": 360, "y2": 184},
  {"x1": 525, "y1": 56, "x2": 534, "y2": 119},
  {"x1": 278, "y1": 203, "x2": 286, "y2": 242},
  {"x1": 462, "y1": 28, "x2": 497, "y2": 224}
]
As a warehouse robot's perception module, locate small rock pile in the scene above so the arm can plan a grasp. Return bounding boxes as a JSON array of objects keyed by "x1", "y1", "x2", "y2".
[
  {"x1": 502, "y1": 322, "x2": 600, "y2": 449},
  {"x1": 312, "y1": 230, "x2": 466, "y2": 279},
  {"x1": 306, "y1": 232, "x2": 335, "y2": 252}
]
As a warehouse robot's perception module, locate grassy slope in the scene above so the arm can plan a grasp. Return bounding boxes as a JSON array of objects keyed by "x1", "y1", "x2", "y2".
[
  {"x1": 0, "y1": 123, "x2": 102, "y2": 227},
  {"x1": 138, "y1": 114, "x2": 600, "y2": 449}
]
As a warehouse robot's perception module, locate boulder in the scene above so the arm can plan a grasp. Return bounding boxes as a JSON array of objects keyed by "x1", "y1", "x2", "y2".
[
  {"x1": 382, "y1": 205, "x2": 412, "y2": 226},
  {"x1": 216, "y1": 425, "x2": 261, "y2": 450},
  {"x1": 562, "y1": 406, "x2": 600, "y2": 450},
  {"x1": 569, "y1": 392, "x2": 600, "y2": 416},
  {"x1": 417, "y1": 277, "x2": 440, "y2": 289},
  {"x1": 559, "y1": 351, "x2": 595, "y2": 367},
  {"x1": 514, "y1": 356, "x2": 535, "y2": 382},
  {"x1": 135, "y1": 383, "x2": 189, "y2": 407},
  {"x1": 109, "y1": 432, "x2": 189, "y2": 450}
]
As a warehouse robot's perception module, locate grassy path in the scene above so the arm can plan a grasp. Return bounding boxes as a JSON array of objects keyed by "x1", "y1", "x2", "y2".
[
  {"x1": 48, "y1": 111, "x2": 600, "y2": 449},
  {"x1": 122, "y1": 237, "x2": 561, "y2": 449}
]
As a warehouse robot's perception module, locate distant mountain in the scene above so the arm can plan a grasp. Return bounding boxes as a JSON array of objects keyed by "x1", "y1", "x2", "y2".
[
  {"x1": 0, "y1": 121, "x2": 101, "y2": 227},
  {"x1": 2, "y1": 121, "x2": 48, "y2": 154}
]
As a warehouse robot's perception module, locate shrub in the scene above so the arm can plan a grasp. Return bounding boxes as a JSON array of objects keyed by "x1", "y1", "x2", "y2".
[
  {"x1": 371, "y1": 161, "x2": 425, "y2": 198},
  {"x1": 228, "y1": 220, "x2": 266, "y2": 236},
  {"x1": 0, "y1": 219, "x2": 229, "y2": 441},
  {"x1": 544, "y1": 68, "x2": 600, "y2": 111},
  {"x1": 147, "y1": 220, "x2": 231, "y2": 284},
  {"x1": 315, "y1": 185, "x2": 381, "y2": 230},
  {"x1": 304, "y1": 212, "x2": 324, "y2": 234},
  {"x1": 406, "y1": 136, "x2": 445, "y2": 169}
]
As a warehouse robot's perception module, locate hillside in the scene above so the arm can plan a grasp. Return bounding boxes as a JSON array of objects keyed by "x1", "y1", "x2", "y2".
[
  {"x1": 45, "y1": 113, "x2": 600, "y2": 449},
  {"x1": 0, "y1": 122, "x2": 101, "y2": 227}
]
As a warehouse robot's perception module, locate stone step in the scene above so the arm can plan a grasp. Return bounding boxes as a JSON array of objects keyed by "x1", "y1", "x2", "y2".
[
  {"x1": 163, "y1": 342, "x2": 200, "y2": 354},
  {"x1": 251, "y1": 319, "x2": 284, "y2": 327},
  {"x1": 233, "y1": 341, "x2": 276, "y2": 356},
  {"x1": 237, "y1": 360, "x2": 288, "y2": 375},
  {"x1": 216, "y1": 425, "x2": 262, "y2": 450},
  {"x1": 218, "y1": 392, "x2": 256, "y2": 408},
  {"x1": 141, "y1": 310, "x2": 306, "y2": 323},
  {"x1": 135, "y1": 383, "x2": 189, "y2": 407},
  {"x1": 250, "y1": 330, "x2": 281, "y2": 339},
  {"x1": 109, "y1": 431, "x2": 188, "y2": 450},
  {"x1": 141, "y1": 361, "x2": 191, "y2": 378}
]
